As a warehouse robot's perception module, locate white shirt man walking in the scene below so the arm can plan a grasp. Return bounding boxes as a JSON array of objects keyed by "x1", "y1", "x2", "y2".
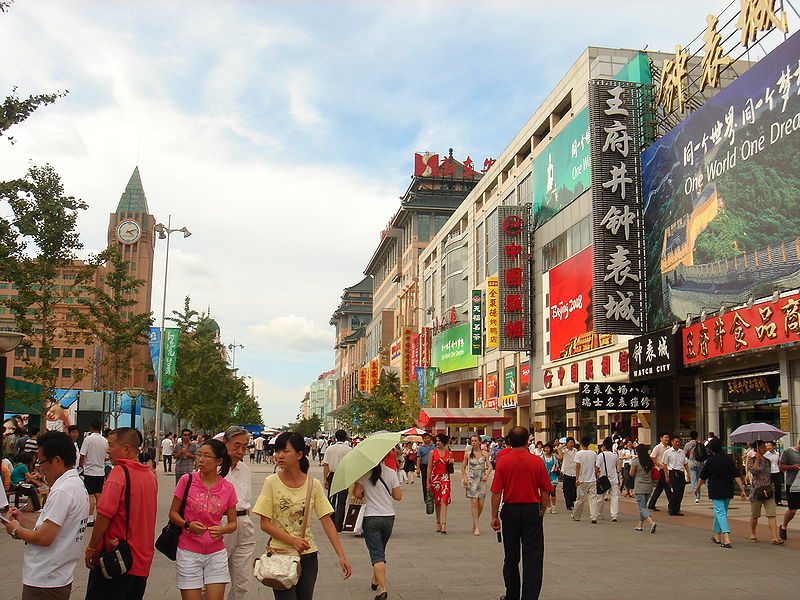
[
  {"x1": 5, "y1": 431, "x2": 89, "y2": 600},
  {"x1": 222, "y1": 426, "x2": 256, "y2": 600},
  {"x1": 571, "y1": 436, "x2": 599, "y2": 523},
  {"x1": 79, "y1": 420, "x2": 108, "y2": 525},
  {"x1": 323, "y1": 430, "x2": 352, "y2": 531}
]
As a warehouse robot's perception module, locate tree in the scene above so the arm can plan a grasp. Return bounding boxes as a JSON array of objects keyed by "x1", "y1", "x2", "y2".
[
  {"x1": 1, "y1": 87, "x2": 64, "y2": 144},
  {"x1": 291, "y1": 414, "x2": 322, "y2": 437},
  {"x1": 346, "y1": 371, "x2": 415, "y2": 435},
  {"x1": 233, "y1": 385, "x2": 264, "y2": 426},
  {"x1": 76, "y1": 245, "x2": 153, "y2": 425},
  {"x1": 0, "y1": 164, "x2": 94, "y2": 411}
]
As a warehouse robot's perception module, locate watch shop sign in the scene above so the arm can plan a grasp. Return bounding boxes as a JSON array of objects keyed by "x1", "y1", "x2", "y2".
[
  {"x1": 579, "y1": 382, "x2": 653, "y2": 410},
  {"x1": 628, "y1": 329, "x2": 679, "y2": 382}
]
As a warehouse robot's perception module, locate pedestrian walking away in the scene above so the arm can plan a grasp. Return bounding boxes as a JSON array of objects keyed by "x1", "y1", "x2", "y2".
[
  {"x1": 778, "y1": 439, "x2": 800, "y2": 540},
  {"x1": 5, "y1": 431, "x2": 89, "y2": 600},
  {"x1": 79, "y1": 420, "x2": 108, "y2": 526},
  {"x1": 647, "y1": 433, "x2": 673, "y2": 511},
  {"x1": 628, "y1": 444, "x2": 657, "y2": 533},
  {"x1": 595, "y1": 439, "x2": 620, "y2": 522},
  {"x1": 401, "y1": 442, "x2": 416, "y2": 485},
  {"x1": 223, "y1": 426, "x2": 256, "y2": 600},
  {"x1": 416, "y1": 433, "x2": 435, "y2": 502},
  {"x1": 461, "y1": 434, "x2": 493, "y2": 535},
  {"x1": 84, "y1": 428, "x2": 158, "y2": 600},
  {"x1": 427, "y1": 433, "x2": 454, "y2": 534},
  {"x1": 490, "y1": 426, "x2": 552, "y2": 600},
  {"x1": 695, "y1": 437, "x2": 747, "y2": 548},
  {"x1": 556, "y1": 437, "x2": 577, "y2": 512},
  {"x1": 354, "y1": 453, "x2": 402, "y2": 600},
  {"x1": 571, "y1": 437, "x2": 598, "y2": 523},
  {"x1": 162, "y1": 433, "x2": 175, "y2": 472},
  {"x1": 618, "y1": 440, "x2": 636, "y2": 497},
  {"x1": 322, "y1": 430, "x2": 352, "y2": 532},
  {"x1": 764, "y1": 441, "x2": 784, "y2": 505},
  {"x1": 253, "y1": 432, "x2": 351, "y2": 600},
  {"x1": 745, "y1": 440, "x2": 784, "y2": 545},
  {"x1": 684, "y1": 431, "x2": 707, "y2": 503},
  {"x1": 663, "y1": 435, "x2": 689, "y2": 516},
  {"x1": 170, "y1": 439, "x2": 239, "y2": 600}
]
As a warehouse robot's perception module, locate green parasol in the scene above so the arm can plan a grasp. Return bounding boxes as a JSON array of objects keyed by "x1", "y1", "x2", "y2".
[{"x1": 329, "y1": 431, "x2": 401, "y2": 495}]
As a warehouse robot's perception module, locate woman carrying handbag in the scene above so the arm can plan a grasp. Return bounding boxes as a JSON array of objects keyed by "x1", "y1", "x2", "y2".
[
  {"x1": 427, "y1": 433, "x2": 454, "y2": 534},
  {"x1": 253, "y1": 432, "x2": 352, "y2": 600}
]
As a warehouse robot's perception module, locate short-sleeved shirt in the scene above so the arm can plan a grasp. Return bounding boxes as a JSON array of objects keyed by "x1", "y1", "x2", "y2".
[
  {"x1": 596, "y1": 451, "x2": 619, "y2": 483},
  {"x1": 22, "y1": 469, "x2": 89, "y2": 588},
  {"x1": 80, "y1": 433, "x2": 108, "y2": 477},
  {"x1": 358, "y1": 464, "x2": 400, "y2": 517},
  {"x1": 746, "y1": 455, "x2": 773, "y2": 500},
  {"x1": 630, "y1": 457, "x2": 654, "y2": 495},
  {"x1": 764, "y1": 450, "x2": 781, "y2": 474},
  {"x1": 96, "y1": 460, "x2": 158, "y2": 576},
  {"x1": 490, "y1": 448, "x2": 552, "y2": 503},
  {"x1": 575, "y1": 449, "x2": 597, "y2": 483},
  {"x1": 699, "y1": 453, "x2": 740, "y2": 500},
  {"x1": 161, "y1": 438, "x2": 174, "y2": 456},
  {"x1": 417, "y1": 443, "x2": 435, "y2": 466},
  {"x1": 559, "y1": 447, "x2": 577, "y2": 476},
  {"x1": 322, "y1": 442, "x2": 351, "y2": 473},
  {"x1": 650, "y1": 442, "x2": 669, "y2": 467},
  {"x1": 252, "y1": 474, "x2": 333, "y2": 554},
  {"x1": 173, "y1": 441, "x2": 199, "y2": 476},
  {"x1": 225, "y1": 460, "x2": 252, "y2": 511},
  {"x1": 11, "y1": 464, "x2": 29, "y2": 487},
  {"x1": 779, "y1": 447, "x2": 800, "y2": 491},
  {"x1": 23, "y1": 437, "x2": 38, "y2": 455},
  {"x1": 175, "y1": 473, "x2": 238, "y2": 555},
  {"x1": 663, "y1": 447, "x2": 688, "y2": 471}
]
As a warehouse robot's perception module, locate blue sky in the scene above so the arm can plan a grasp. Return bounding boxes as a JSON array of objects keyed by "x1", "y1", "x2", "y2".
[{"x1": 1, "y1": 0, "x2": 792, "y2": 427}]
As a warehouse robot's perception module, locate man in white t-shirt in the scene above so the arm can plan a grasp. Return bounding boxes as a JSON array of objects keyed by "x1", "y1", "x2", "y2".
[
  {"x1": 557, "y1": 438, "x2": 578, "y2": 511},
  {"x1": 571, "y1": 436, "x2": 599, "y2": 523},
  {"x1": 161, "y1": 433, "x2": 174, "y2": 472},
  {"x1": 5, "y1": 431, "x2": 89, "y2": 600},
  {"x1": 648, "y1": 433, "x2": 673, "y2": 511},
  {"x1": 595, "y1": 439, "x2": 621, "y2": 521},
  {"x1": 254, "y1": 435, "x2": 265, "y2": 464},
  {"x1": 79, "y1": 421, "x2": 108, "y2": 525},
  {"x1": 323, "y1": 430, "x2": 353, "y2": 531}
]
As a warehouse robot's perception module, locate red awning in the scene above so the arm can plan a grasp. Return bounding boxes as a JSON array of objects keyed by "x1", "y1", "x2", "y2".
[{"x1": 418, "y1": 407, "x2": 512, "y2": 426}]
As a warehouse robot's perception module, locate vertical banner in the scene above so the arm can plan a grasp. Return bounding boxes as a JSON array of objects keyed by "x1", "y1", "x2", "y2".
[
  {"x1": 416, "y1": 367, "x2": 427, "y2": 405},
  {"x1": 148, "y1": 327, "x2": 160, "y2": 375},
  {"x1": 487, "y1": 277, "x2": 500, "y2": 348},
  {"x1": 496, "y1": 206, "x2": 530, "y2": 350},
  {"x1": 411, "y1": 334, "x2": 420, "y2": 376},
  {"x1": 401, "y1": 327, "x2": 413, "y2": 382},
  {"x1": 475, "y1": 378, "x2": 483, "y2": 408},
  {"x1": 426, "y1": 368, "x2": 437, "y2": 406},
  {"x1": 369, "y1": 359, "x2": 379, "y2": 392},
  {"x1": 471, "y1": 290, "x2": 482, "y2": 355},
  {"x1": 162, "y1": 328, "x2": 180, "y2": 389},
  {"x1": 358, "y1": 368, "x2": 368, "y2": 392},
  {"x1": 589, "y1": 79, "x2": 648, "y2": 334}
]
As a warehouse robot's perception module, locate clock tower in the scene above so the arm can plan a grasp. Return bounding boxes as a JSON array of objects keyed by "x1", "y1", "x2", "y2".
[{"x1": 107, "y1": 166, "x2": 157, "y2": 390}]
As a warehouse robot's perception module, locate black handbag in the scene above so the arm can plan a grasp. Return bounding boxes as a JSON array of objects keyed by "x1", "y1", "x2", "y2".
[
  {"x1": 596, "y1": 453, "x2": 612, "y2": 494},
  {"x1": 753, "y1": 484, "x2": 774, "y2": 500},
  {"x1": 98, "y1": 465, "x2": 134, "y2": 580},
  {"x1": 155, "y1": 472, "x2": 192, "y2": 561}
]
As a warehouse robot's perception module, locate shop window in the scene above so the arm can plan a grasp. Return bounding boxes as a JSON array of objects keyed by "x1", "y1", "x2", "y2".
[
  {"x1": 75, "y1": 349, "x2": 85, "y2": 358},
  {"x1": 13, "y1": 366, "x2": 22, "y2": 376},
  {"x1": 61, "y1": 368, "x2": 72, "y2": 378}
]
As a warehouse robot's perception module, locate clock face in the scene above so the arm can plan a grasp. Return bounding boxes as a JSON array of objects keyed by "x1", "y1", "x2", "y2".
[{"x1": 117, "y1": 220, "x2": 142, "y2": 244}]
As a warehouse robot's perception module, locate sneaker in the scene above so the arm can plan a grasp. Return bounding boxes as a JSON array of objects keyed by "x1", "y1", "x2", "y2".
[
  {"x1": 571, "y1": 515, "x2": 580, "y2": 522},
  {"x1": 550, "y1": 507, "x2": 556, "y2": 514},
  {"x1": 779, "y1": 526, "x2": 788, "y2": 541},
  {"x1": 694, "y1": 498, "x2": 700, "y2": 503},
  {"x1": 650, "y1": 522, "x2": 658, "y2": 534},
  {"x1": 610, "y1": 517, "x2": 618, "y2": 522},
  {"x1": 590, "y1": 518, "x2": 597, "y2": 524},
  {"x1": 634, "y1": 526, "x2": 643, "y2": 531}
]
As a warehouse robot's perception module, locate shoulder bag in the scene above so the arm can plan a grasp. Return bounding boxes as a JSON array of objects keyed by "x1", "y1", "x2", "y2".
[
  {"x1": 254, "y1": 475, "x2": 315, "y2": 589},
  {"x1": 155, "y1": 472, "x2": 193, "y2": 561},
  {"x1": 596, "y1": 453, "x2": 612, "y2": 494},
  {"x1": 444, "y1": 450, "x2": 455, "y2": 474},
  {"x1": 98, "y1": 465, "x2": 134, "y2": 580}
]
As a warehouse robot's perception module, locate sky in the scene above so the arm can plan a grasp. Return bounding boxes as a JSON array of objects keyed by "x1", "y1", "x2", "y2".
[{"x1": 1, "y1": 0, "x2": 793, "y2": 427}]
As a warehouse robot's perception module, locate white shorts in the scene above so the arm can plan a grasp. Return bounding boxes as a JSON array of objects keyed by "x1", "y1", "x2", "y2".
[{"x1": 176, "y1": 547, "x2": 230, "y2": 589}]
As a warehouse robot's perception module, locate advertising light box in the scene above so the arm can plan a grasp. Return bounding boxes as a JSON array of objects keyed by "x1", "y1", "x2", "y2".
[{"x1": 431, "y1": 323, "x2": 479, "y2": 373}]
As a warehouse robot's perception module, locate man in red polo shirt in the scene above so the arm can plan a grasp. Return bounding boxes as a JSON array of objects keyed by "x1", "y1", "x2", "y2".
[{"x1": 490, "y1": 426, "x2": 552, "y2": 600}]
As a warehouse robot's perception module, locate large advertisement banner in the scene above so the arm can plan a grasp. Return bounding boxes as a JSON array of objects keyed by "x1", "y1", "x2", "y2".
[
  {"x1": 432, "y1": 323, "x2": 478, "y2": 373},
  {"x1": 148, "y1": 327, "x2": 180, "y2": 388},
  {"x1": 533, "y1": 109, "x2": 591, "y2": 228},
  {"x1": 643, "y1": 31, "x2": 800, "y2": 329}
]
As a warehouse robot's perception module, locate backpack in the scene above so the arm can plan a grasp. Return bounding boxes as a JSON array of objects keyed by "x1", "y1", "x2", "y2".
[{"x1": 693, "y1": 441, "x2": 708, "y2": 462}]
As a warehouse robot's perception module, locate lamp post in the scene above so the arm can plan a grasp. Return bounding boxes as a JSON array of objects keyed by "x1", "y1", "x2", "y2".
[
  {"x1": 124, "y1": 387, "x2": 144, "y2": 429},
  {"x1": 0, "y1": 331, "x2": 25, "y2": 423},
  {"x1": 153, "y1": 217, "x2": 191, "y2": 440},
  {"x1": 228, "y1": 340, "x2": 244, "y2": 371}
]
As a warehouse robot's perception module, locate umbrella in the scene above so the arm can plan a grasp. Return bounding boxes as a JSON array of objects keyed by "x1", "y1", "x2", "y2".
[
  {"x1": 400, "y1": 427, "x2": 427, "y2": 435},
  {"x1": 480, "y1": 435, "x2": 491, "y2": 442},
  {"x1": 729, "y1": 422, "x2": 787, "y2": 443},
  {"x1": 329, "y1": 431, "x2": 401, "y2": 495},
  {"x1": 403, "y1": 435, "x2": 423, "y2": 442}
]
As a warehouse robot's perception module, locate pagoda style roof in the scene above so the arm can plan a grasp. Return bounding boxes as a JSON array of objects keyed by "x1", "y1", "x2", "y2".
[{"x1": 116, "y1": 167, "x2": 149, "y2": 213}]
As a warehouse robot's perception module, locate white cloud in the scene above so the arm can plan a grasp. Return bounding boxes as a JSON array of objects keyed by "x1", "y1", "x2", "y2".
[
  {"x1": 253, "y1": 378, "x2": 309, "y2": 428},
  {"x1": 248, "y1": 315, "x2": 334, "y2": 353}
]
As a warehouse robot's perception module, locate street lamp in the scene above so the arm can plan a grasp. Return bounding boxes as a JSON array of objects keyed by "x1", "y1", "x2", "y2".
[
  {"x1": 124, "y1": 387, "x2": 144, "y2": 429},
  {"x1": 228, "y1": 340, "x2": 244, "y2": 371},
  {"x1": 153, "y1": 217, "x2": 192, "y2": 440},
  {"x1": 0, "y1": 331, "x2": 25, "y2": 421}
]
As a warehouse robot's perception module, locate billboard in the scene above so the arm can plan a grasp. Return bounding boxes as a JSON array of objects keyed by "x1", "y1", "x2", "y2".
[
  {"x1": 504, "y1": 367, "x2": 517, "y2": 395},
  {"x1": 431, "y1": 323, "x2": 478, "y2": 373},
  {"x1": 532, "y1": 109, "x2": 591, "y2": 227},
  {"x1": 643, "y1": 30, "x2": 800, "y2": 329},
  {"x1": 496, "y1": 206, "x2": 530, "y2": 351}
]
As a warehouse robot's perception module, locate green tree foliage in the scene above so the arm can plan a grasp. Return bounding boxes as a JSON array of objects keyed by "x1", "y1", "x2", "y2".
[
  {"x1": 290, "y1": 414, "x2": 322, "y2": 437},
  {"x1": 163, "y1": 298, "x2": 262, "y2": 431},
  {"x1": 346, "y1": 371, "x2": 415, "y2": 435},
  {"x1": 0, "y1": 165, "x2": 93, "y2": 410},
  {"x1": 1, "y1": 88, "x2": 65, "y2": 144},
  {"x1": 76, "y1": 245, "x2": 153, "y2": 421}
]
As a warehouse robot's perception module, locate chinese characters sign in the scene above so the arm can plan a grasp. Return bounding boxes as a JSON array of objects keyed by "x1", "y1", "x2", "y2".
[
  {"x1": 485, "y1": 372, "x2": 499, "y2": 410},
  {"x1": 486, "y1": 277, "x2": 499, "y2": 348},
  {"x1": 401, "y1": 327, "x2": 413, "y2": 383},
  {"x1": 414, "y1": 152, "x2": 492, "y2": 179},
  {"x1": 471, "y1": 290, "x2": 482, "y2": 355},
  {"x1": 431, "y1": 323, "x2": 478, "y2": 373},
  {"x1": 496, "y1": 206, "x2": 530, "y2": 351},
  {"x1": 589, "y1": 79, "x2": 647, "y2": 335},
  {"x1": 628, "y1": 329, "x2": 679, "y2": 381},
  {"x1": 683, "y1": 292, "x2": 800, "y2": 364},
  {"x1": 726, "y1": 373, "x2": 780, "y2": 403},
  {"x1": 579, "y1": 382, "x2": 653, "y2": 410}
]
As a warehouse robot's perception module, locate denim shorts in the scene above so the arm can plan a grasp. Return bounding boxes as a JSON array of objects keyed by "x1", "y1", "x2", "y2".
[{"x1": 362, "y1": 515, "x2": 395, "y2": 565}]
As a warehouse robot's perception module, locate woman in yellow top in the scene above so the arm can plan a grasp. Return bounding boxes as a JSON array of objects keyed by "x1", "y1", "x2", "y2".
[{"x1": 253, "y1": 432, "x2": 352, "y2": 599}]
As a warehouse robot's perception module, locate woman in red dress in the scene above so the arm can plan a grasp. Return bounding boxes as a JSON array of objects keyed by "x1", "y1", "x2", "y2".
[{"x1": 427, "y1": 433, "x2": 454, "y2": 534}]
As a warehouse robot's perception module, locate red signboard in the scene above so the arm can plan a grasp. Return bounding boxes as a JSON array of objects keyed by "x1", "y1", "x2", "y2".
[
  {"x1": 520, "y1": 363, "x2": 530, "y2": 391},
  {"x1": 414, "y1": 152, "x2": 439, "y2": 177},
  {"x1": 682, "y1": 292, "x2": 800, "y2": 364},
  {"x1": 486, "y1": 373, "x2": 498, "y2": 399},
  {"x1": 548, "y1": 245, "x2": 594, "y2": 360},
  {"x1": 475, "y1": 378, "x2": 483, "y2": 402}
]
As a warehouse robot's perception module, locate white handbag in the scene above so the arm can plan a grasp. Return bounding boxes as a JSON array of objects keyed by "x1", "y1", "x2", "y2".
[{"x1": 254, "y1": 476, "x2": 314, "y2": 589}]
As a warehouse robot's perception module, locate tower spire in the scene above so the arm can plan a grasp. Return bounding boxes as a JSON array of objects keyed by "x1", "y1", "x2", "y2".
[{"x1": 116, "y1": 166, "x2": 149, "y2": 214}]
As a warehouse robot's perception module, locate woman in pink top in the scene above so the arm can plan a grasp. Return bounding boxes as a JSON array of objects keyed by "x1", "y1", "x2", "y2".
[{"x1": 169, "y1": 439, "x2": 238, "y2": 600}]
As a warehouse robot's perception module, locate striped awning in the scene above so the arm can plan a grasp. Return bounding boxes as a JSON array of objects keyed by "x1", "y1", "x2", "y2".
[{"x1": 419, "y1": 407, "x2": 512, "y2": 426}]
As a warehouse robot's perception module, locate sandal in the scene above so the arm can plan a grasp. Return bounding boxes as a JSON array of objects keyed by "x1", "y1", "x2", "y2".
[
  {"x1": 749, "y1": 536, "x2": 758, "y2": 543},
  {"x1": 440, "y1": 522, "x2": 447, "y2": 534},
  {"x1": 721, "y1": 543, "x2": 732, "y2": 548},
  {"x1": 710, "y1": 536, "x2": 721, "y2": 544},
  {"x1": 772, "y1": 539, "x2": 784, "y2": 545}
]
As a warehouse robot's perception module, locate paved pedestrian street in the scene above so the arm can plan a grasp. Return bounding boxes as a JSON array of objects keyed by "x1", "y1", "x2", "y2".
[{"x1": 3, "y1": 462, "x2": 798, "y2": 599}]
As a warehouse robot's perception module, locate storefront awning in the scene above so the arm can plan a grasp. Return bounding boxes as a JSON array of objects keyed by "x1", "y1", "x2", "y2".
[{"x1": 419, "y1": 407, "x2": 512, "y2": 426}]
